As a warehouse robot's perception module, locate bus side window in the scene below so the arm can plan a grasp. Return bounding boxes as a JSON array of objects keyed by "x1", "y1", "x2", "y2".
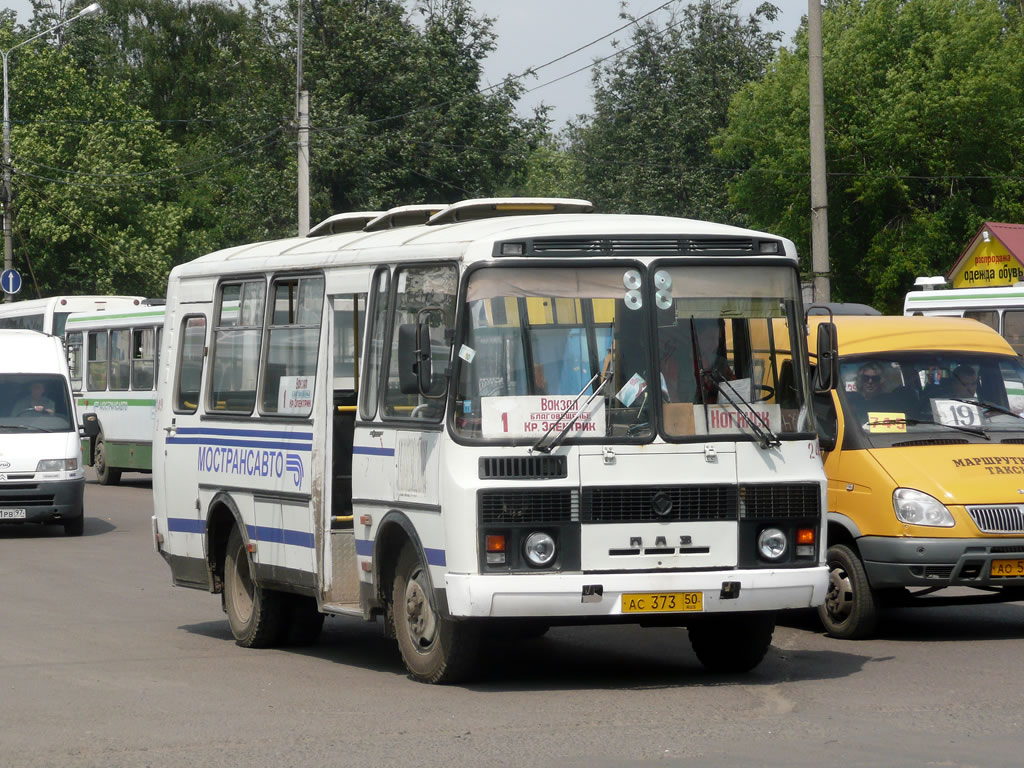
[
  {"x1": 382, "y1": 264, "x2": 457, "y2": 421},
  {"x1": 1003, "y1": 310, "x2": 1024, "y2": 355},
  {"x1": 174, "y1": 315, "x2": 207, "y2": 414},
  {"x1": 964, "y1": 310, "x2": 999, "y2": 334},
  {"x1": 87, "y1": 331, "x2": 108, "y2": 391},
  {"x1": 132, "y1": 327, "x2": 156, "y2": 391},
  {"x1": 260, "y1": 275, "x2": 324, "y2": 416},
  {"x1": 109, "y1": 329, "x2": 131, "y2": 391},
  {"x1": 360, "y1": 268, "x2": 390, "y2": 421},
  {"x1": 67, "y1": 331, "x2": 83, "y2": 391},
  {"x1": 209, "y1": 281, "x2": 265, "y2": 413}
]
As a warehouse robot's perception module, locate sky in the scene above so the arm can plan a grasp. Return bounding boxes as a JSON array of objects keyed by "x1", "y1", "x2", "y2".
[{"x1": 5, "y1": 0, "x2": 808, "y2": 129}]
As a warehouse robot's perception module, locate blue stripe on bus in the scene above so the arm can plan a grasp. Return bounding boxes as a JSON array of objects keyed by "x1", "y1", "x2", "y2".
[
  {"x1": 247, "y1": 525, "x2": 315, "y2": 549},
  {"x1": 355, "y1": 538, "x2": 373, "y2": 556},
  {"x1": 167, "y1": 517, "x2": 206, "y2": 534},
  {"x1": 166, "y1": 437, "x2": 313, "y2": 452},
  {"x1": 175, "y1": 427, "x2": 313, "y2": 441},
  {"x1": 353, "y1": 446, "x2": 395, "y2": 456}
]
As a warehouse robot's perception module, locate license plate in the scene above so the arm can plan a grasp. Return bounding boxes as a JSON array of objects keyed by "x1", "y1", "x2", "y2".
[
  {"x1": 0, "y1": 508, "x2": 27, "y2": 520},
  {"x1": 991, "y1": 559, "x2": 1024, "y2": 577},
  {"x1": 621, "y1": 592, "x2": 703, "y2": 613}
]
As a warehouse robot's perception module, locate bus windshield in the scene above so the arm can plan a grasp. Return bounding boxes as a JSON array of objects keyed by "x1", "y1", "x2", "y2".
[
  {"x1": 837, "y1": 351, "x2": 1024, "y2": 446},
  {"x1": 454, "y1": 266, "x2": 656, "y2": 441},
  {"x1": 453, "y1": 263, "x2": 812, "y2": 443}
]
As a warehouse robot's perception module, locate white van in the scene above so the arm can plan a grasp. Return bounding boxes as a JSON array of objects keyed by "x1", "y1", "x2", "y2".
[{"x1": 0, "y1": 330, "x2": 86, "y2": 536}]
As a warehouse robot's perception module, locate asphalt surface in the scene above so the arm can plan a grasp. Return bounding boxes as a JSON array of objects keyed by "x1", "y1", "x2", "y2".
[{"x1": 2, "y1": 473, "x2": 1023, "y2": 767}]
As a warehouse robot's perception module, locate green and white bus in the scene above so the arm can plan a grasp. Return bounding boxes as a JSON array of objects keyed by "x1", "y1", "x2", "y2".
[
  {"x1": 0, "y1": 295, "x2": 144, "y2": 336},
  {"x1": 65, "y1": 302, "x2": 164, "y2": 484}
]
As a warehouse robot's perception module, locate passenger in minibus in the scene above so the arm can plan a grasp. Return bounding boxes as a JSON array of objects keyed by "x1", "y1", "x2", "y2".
[{"x1": 950, "y1": 365, "x2": 978, "y2": 399}]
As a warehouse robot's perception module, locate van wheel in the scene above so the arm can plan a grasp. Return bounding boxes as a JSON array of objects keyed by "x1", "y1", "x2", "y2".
[
  {"x1": 224, "y1": 526, "x2": 286, "y2": 648},
  {"x1": 94, "y1": 439, "x2": 122, "y2": 486},
  {"x1": 392, "y1": 545, "x2": 480, "y2": 684},
  {"x1": 688, "y1": 612, "x2": 775, "y2": 673},
  {"x1": 63, "y1": 516, "x2": 85, "y2": 536},
  {"x1": 819, "y1": 544, "x2": 879, "y2": 639}
]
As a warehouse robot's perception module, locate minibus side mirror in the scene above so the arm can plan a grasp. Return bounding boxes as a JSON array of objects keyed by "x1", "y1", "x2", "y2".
[{"x1": 813, "y1": 322, "x2": 839, "y2": 394}]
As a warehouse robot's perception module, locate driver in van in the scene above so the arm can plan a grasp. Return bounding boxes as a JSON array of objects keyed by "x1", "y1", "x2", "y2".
[{"x1": 12, "y1": 381, "x2": 55, "y2": 415}]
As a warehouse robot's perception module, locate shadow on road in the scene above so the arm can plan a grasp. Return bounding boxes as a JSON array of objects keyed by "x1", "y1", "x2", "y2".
[
  {"x1": 179, "y1": 615, "x2": 875, "y2": 691},
  {"x1": 0, "y1": 515, "x2": 115, "y2": 538}
]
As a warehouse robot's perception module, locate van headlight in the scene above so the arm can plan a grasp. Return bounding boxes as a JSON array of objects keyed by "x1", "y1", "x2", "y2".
[
  {"x1": 36, "y1": 458, "x2": 79, "y2": 472},
  {"x1": 893, "y1": 488, "x2": 954, "y2": 527}
]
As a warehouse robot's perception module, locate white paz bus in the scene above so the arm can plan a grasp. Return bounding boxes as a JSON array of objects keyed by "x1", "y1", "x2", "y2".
[
  {"x1": 153, "y1": 198, "x2": 832, "y2": 683},
  {"x1": 65, "y1": 302, "x2": 165, "y2": 484}
]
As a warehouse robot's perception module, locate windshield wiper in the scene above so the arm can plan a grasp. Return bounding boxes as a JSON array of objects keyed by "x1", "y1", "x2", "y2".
[
  {"x1": 947, "y1": 397, "x2": 1022, "y2": 420},
  {"x1": 0, "y1": 424, "x2": 50, "y2": 433},
  {"x1": 706, "y1": 368, "x2": 781, "y2": 449},
  {"x1": 881, "y1": 416, "x2": 989, "y2": 439},
  {"x1": 531, "y1": 372, "x2": 608, "y2": 454}
]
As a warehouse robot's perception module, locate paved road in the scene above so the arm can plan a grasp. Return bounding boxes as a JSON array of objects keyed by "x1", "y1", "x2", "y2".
[{"x1": 2, "y1": 475, "x2": 1023, "y2": 767}]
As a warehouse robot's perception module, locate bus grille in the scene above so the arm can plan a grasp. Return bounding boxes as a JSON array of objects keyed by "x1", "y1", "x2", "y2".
[
  {"x1": 479, "y1": 455, "x2": 567, "y2": 479},
  {"x1": 581, "y1": 485, "x2": 738, "y2": 523},
  {"x1": 739, "y1": 484, "x2": 820, "y2": 519},
  {"x1": 479, "y1": 489, "x2": 576, "y2": 523},
  {"x1": 967, "y1": 505, "x2": 1024, "y2": 534}
]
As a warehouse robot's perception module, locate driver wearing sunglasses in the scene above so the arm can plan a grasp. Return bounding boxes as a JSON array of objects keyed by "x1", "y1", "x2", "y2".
[{"x1": 856, "y1": 363, "x2": 885, "y2": 401}]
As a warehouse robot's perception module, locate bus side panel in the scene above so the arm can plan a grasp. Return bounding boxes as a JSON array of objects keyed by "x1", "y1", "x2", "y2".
[{"x1": 395, "y1": 429, "x2": 445, "y2": 583}]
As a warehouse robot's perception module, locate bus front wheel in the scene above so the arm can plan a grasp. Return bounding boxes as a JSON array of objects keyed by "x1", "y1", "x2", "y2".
[
  {"x1": 224, "y1": 526, "x2": 286, "y2": 648},
  {"x1": 392, "y1": 545, "x2": 480, "y2": 684},
  {"x1": 688, "y1": 612, "x2": 775, "y2": 673},
  {"x1": 94, "y1": 438, "x2": 122, "y2": 486}
]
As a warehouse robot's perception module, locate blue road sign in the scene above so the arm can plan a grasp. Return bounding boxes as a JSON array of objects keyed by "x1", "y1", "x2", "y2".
[{"x1": 1, "y1": 268, "x2": 22, "y2": 295}]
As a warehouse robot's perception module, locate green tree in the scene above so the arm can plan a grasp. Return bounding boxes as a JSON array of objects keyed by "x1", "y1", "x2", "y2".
[
  {"x1": 715, "y1": 0, "x2": 1024, "y2": 311},
  {"x1": 566, "y1": 0, "x2": 782, "y2": 220}
]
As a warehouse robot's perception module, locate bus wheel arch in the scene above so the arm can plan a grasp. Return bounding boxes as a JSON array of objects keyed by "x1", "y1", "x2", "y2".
[{"x1": 206, "y1": 494, "x2": 246, "y2": 595}]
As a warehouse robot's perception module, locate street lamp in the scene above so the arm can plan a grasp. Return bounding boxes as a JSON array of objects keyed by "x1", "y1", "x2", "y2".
[{"x1": 2, "y1": 2, "x2": 102, "y2": 291}]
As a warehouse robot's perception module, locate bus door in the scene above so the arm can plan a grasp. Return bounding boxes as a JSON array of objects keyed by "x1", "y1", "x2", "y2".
[{"x1": 321, "y1": 286, "x2": 367, "y2": 608}]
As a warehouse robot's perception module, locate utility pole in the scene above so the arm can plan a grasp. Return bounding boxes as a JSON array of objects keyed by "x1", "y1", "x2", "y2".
[
  {"x1": 808, "y1": 0, "x2": 831, "y2": 303},
  {"x1": 296, "y1": 0, "x2": 309, "y2": 237}
]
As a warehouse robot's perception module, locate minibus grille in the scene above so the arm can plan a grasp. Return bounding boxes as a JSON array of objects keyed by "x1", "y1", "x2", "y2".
[
  {"x1": 0, "y1": 487, "x2": 55, "y2": 505},
  {"x1": 967, "y1": 505, "x2": 1024, "y2": 534},
  {"x1": 739, "y1": 483, "x2": 820, "y2": 519},
  {"x1": 479, "y1": 455, "x2": 567, "y2": 480},
  {"x1": 581, "y1": 485, "x2": 738, "y2": 523},
  {"x1": 479, "y1": 489, "x2": 576, "y2": 523}
]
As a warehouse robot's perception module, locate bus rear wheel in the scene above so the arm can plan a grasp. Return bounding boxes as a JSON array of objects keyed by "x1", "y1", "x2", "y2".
[
  {"x1": 688, "y1": 612, "x2": 775, "y2": 673},
  {"x1": 224, "y1": 526, "x2": 286, "y2": 648},
  {"x1": 392, "y1": 545, "x2": 480, "y2": 684},
  {"x1": 94, "y1": 438, "x2": 122, "y2": 486}
]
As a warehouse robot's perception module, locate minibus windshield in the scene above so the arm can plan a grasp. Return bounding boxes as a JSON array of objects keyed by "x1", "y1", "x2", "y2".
[
  {"x1": 837, "y1": 351, "x2": 1024, "y2": 445},
  {"x1": 0, "y1": 374, "x2": 74, "y2": 433}
]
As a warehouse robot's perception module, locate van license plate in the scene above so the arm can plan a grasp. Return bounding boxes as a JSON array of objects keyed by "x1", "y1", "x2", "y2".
[
  {"x1": 621, "y1": 592, "x2": 703, "y2": 613},
  {"x1": 0, "y1": 508, "x2": 27, "y2": 519},
  {"x1": 991, "y1": 559, "x2": 1024, "y2": 577}
]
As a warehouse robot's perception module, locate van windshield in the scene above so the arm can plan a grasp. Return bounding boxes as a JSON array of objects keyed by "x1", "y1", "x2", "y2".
[
  {"x1": 837, "y1": 352, "x2": 1024, "y2": 445},
  {"x1": 0, "y1": 374, "x2": 74, "y2": 433}
]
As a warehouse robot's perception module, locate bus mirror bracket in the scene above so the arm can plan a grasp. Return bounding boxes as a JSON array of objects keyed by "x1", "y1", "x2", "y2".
[{"x1": 813, "y1": 322, "x2": 839, "y2": 393}]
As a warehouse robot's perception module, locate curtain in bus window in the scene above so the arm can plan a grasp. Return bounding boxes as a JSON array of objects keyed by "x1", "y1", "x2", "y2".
[
  {"x1": 175, "y1": 316, "x2": 206, "y2": 413},
  {"x1": 132, "y1": 328, "x2": 156, "y2": 390},
  {"x1": 109, "y1": 329, "x2": 131, "y2": 391},
  {"x1": 210, "y1": 281, "x2": 265, "y2": 413},
  {"x1": 261, "y1": 276, "x2": 324, "y2": 416},
  {"x1": 87, "y1": 331, "x2": 108, "y2": 390}
]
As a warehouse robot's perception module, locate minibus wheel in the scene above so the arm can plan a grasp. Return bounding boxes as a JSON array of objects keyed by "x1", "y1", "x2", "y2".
[
  {"x1": 688, "y1": 612, "x2": 775, "y2": 673},
  {"x1": 94, "y1": 438, "x2": 122, "y2": 486},
  {"x1": 392, "y1": 545, "x2": 481, "y2": 684},
  {"x1": 224, "y1": 526, "x2": 286, "y2": 648},
  {"x1": 819, "y1": 544, "x2": 878, "y2": 639}
]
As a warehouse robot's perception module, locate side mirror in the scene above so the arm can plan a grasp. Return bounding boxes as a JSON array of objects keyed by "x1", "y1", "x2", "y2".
[
  {"x1": 397, "y1": 324, "x2": 428, "y2": 395},
  {"x1": 81, "y1": 412, "x2": 100, "y2": 439},
  {"x1": 813, "y1": 322, "x2": 839, "y2": 394}
]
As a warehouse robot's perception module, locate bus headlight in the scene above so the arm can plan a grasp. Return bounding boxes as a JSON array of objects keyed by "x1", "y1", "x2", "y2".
[
  {"x1": 893, "y1": 488, "x2": 955, "y2": 527},
  {"x1": 757, "y1": 528, "x2": 787, "y2": 561},
  {"x1": 524, "y1": 532, "x2": 556, "y2": 567}
]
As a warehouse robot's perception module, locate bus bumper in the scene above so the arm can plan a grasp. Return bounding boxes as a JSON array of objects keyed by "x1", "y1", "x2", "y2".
[{"x1": 444, "y1": 566, "x2": 828, "y2": 618}]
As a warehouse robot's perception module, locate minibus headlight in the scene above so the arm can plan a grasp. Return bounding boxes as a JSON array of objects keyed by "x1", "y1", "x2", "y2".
[
  {"x1": 36, "y1": 458, "x2": 78, "y2": 472},
  {"x1": 757, "y1": 528, "x2": 788, "y2": 561},
  {"x1": 524, "y1": 532, "x2": 556, "y2": 567},
  {"x1": 893, "y1": 488, "x2": 954, "y2": 527}
]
